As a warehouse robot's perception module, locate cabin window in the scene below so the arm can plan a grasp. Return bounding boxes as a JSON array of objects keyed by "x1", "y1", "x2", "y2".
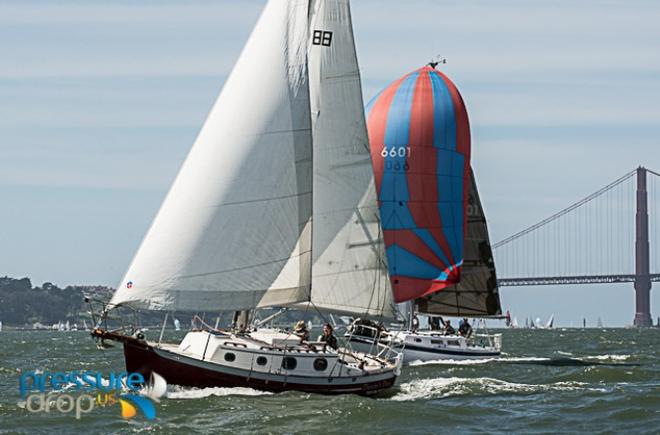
[
  {"x1": 414, "y1": 338, "x2": 422, "y2": 343},
  {"x1": 448, "y1": 340, "x2": 460, "y2": 346},
  {"x1": 282, "y1": 357, "x2": 297, "y2": 370},
  {"x1": 313, "y1": 358, "x2": 328, "y2": 371},
  {"x1": 256, "y1": 356, "x2": 268, "y2": 366},
  {"x1": 224, "y1": 352, "x2": 236, "y2": 362}
]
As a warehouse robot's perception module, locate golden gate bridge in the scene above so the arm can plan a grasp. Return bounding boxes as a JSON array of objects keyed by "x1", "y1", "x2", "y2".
[{"x1": 493, "y1": 166, "x2": 660, "y2": 327}]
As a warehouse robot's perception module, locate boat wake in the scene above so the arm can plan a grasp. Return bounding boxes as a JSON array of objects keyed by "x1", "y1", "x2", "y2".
[
  {"x1": 408, "y1": 356, "x2": 548, "y2": 366},
  {"x1": 389, "y1": 377, "x2": 605, "y2": 401},
  {"x1": 166, "y1": 386, "x2": 273, "y2": 400},
  {"x1": 583, "y1": 354, "x2": 631, "y2": 361},
  {"x1": 408, "y1": 354, "x2": 634, "y2": 367}
]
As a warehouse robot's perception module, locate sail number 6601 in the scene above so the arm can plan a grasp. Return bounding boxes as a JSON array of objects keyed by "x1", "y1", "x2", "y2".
[{"x1": 381, "y1": 147, "x2": 411, "y2": 158}]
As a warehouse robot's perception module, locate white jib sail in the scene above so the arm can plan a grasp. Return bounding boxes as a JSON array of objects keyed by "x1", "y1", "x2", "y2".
[
  {"x1": 306, "y1": 0, "x2": 396, "y2": 318},
  {"x1": 110, "y1": 0, "x2": 314, "y2": 312}
]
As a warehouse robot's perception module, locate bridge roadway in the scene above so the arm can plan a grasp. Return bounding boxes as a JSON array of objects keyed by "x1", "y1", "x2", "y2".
[{"x1": 498, "y1": 274, "x2": 660, "y2": 286}]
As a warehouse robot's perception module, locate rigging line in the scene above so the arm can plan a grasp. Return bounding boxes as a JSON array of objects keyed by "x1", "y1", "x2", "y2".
[
  {"x1": 218, "y1": 191, "x2": 312, "y2": 207},
  {"x1": 493, "y1": 169, "x2": 636, "y2": 249},
  {"x1": 306, "y1": 299, "x2": 333, "y2": 338},
  {"x1": 363, "y1": 218, "x2": 389, "y2": 322}
]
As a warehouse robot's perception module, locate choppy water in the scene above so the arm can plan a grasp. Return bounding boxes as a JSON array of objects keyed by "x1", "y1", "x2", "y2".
[{"x1": 0, "y1": 328, "x2": 658, "y2": 434}]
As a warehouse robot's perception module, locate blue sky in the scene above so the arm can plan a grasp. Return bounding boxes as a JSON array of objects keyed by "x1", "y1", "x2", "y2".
[{"x1": 1, "y1": 0, "x2": 659, "y2": 326}]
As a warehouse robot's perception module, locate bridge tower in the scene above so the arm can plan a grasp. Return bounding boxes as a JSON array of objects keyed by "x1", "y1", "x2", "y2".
[{"x1": 634, "y1": 166, "x2": 652, "y2": 327}]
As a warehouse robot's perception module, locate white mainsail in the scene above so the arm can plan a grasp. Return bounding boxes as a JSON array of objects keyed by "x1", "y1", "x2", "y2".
[
  {"x1": 109, "y1": 0, "x2": 394, "y2": 318},
  {"x1": 306, "y1": 0, "x2": 395, "y2": 318},
  {"x1": 110, "y1": 0, "x2": 313, "y2": 311}
]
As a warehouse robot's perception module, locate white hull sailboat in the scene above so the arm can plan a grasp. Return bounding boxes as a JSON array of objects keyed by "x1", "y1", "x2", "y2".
[
  {"x1": 343, "y1": 66, "x2": 503, "y2": 362},
  {"x1": 347, "y1": 326, "x2": 501, "y2": 362},
  {"x1": 346, "y1": 168, "x2": 504, "y2": 362},
  {"x1": 93, "y1": 0, "x2": 402, "y2": 395}
]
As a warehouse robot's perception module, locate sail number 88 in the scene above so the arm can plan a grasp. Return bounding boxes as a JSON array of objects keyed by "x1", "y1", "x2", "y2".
[{"x1": 381, "y1": 147, "x2": 411, "y2": 158}]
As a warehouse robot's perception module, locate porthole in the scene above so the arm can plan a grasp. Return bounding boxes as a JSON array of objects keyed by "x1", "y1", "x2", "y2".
[
  {"x1": 282, "y1": 357, "x2": 297, "y2": 370},
  {"x1": 224, "y1": 352, "x2": 236, "y2": 362},
  {"x1": 256, "y1": 356, "x2": 268, "y2": 366},
  {"x1": 313, "y1": 358, "x2": 328, "y2": 371},
  {"x1": 415, "y1": 338, "x2": 422, "y2": 343}
]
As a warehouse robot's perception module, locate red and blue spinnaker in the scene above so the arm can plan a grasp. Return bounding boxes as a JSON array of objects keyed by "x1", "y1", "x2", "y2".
[{"x1": 367, "y1": 66, "x2": 471, "y2": 303}]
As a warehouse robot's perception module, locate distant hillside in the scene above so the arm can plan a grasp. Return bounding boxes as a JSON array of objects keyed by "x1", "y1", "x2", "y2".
[
  {"x1": 0, "y1": 276, "x2": 329, "y2": 329},
  {"x1": 0, "y1": 276, "x2": 113, "y2": 326}
]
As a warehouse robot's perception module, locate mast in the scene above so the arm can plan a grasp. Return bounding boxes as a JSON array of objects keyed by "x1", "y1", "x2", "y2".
[{"x1": 232, "y1": 311, "x2": 251, "y2": 332}]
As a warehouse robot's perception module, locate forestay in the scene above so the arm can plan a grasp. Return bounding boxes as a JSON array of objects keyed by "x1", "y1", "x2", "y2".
[{"x1": 110, "y1": 0, "x2": 314, "y2": 311}]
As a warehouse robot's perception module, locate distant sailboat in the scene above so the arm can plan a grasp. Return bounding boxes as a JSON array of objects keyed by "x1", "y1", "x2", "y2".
[
  {"x1": 545, "y1": 314, "x2": 554, "y2": 329},
  {"x1": 92, "y1": 0, "x2": 402, "y2": 395},
  {"x1": 597, "y1": 317, "x2": 604, "y2": 328},
  {"x1": 511, "y1": 317, "x2": 519, "y2": 328},
  {"x1": 0, "y1": 320, "x2": 3, "y2": 332},
  {"x1": 533, "y1": 314, "x2": 554, "y2": 329},
  {"x1": 173, "y1": 318, "x2": 181, "y2": 332}
]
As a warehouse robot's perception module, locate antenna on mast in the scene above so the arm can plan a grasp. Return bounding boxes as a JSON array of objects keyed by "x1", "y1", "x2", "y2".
[{"x1": 428, "y1": 55, "x2": 447, "y2": 69}]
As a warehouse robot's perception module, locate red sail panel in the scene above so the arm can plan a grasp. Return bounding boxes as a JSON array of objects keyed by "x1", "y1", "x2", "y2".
[{"x1": 366, "y1": 66, "x2": 471, "y2": 303}]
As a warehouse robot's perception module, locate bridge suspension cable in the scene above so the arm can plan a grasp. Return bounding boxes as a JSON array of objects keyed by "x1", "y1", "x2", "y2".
[
  {"x1": 492, "y1": 167, "x2": 660, "y2": 281},
  {"x1": 492, "y1": 167, "x2": 659, "y2": 326},
  {"x1": 493, "y1": 169, "x2": 636, "y2": 249}
]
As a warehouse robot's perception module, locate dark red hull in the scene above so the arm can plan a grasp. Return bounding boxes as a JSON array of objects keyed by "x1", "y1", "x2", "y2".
[{"x1": 122, "y1": 339, "x2": 396, "y2": 396}]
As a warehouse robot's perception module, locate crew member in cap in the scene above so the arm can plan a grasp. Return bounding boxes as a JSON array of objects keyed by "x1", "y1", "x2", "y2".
[{"x1": 293, "y1": 320, "x2": 310, "y2": 342}]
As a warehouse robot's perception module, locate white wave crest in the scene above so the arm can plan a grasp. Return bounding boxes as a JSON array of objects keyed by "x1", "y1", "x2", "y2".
[
  {"x1": 584, "y1": 354, "x2": 631, "y2": 361},
  {"x1": 408, "y1": 358, "x2": 497, "y2": 366},
  {"x1": 390, "y1": 377, "x2": 595, "y2": 401},
  {"x1": 408, "y1": 356, "x2": 550, "y2": 367},
  {"x1": 166, "y1": 386, "x2": 273, "y2": 399}
]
